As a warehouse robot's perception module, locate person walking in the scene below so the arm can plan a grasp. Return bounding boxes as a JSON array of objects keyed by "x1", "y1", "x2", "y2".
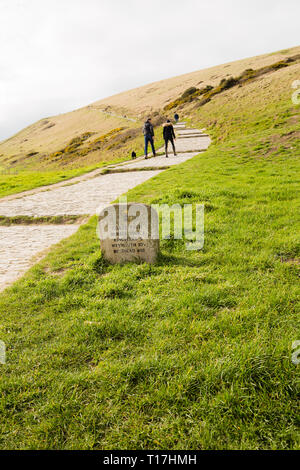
[
  {"x1": 143, "y1": 118, "x2": 156, "y2": 159},
  {"x1": 174, "y1": 113, "x2": 179, "y2": 123},
  {"x1": 163, "y1": 119, "x2": 177, "y2": 158}
]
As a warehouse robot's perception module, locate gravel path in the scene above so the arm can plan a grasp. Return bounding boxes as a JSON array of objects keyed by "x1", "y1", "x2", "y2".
[{"x1": 0, "y1": 123, "x2": 210, "y2": 291}]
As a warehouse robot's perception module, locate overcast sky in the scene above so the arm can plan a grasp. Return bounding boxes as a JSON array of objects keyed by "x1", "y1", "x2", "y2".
[{"x1": 0, "y1": 0, "x2": 299, "y2": 141}]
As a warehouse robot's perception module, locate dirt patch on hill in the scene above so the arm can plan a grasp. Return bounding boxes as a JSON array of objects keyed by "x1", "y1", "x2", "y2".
[
  {"x1": 265, "y1": 130, "x2": 300, "y2": 157},
  {"x1": 281, "y1": 257, "x2": 300, "y2": 267}
]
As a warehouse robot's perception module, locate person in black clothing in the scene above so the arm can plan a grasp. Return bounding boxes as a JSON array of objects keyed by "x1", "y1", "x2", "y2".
[
  {"x1": 174, "y1": 113, "x2": 179, "y2": 123},
  {"x1": 163, "y1": 119, "x2": 177, "y2": 158},
  {"x1": 143, "y1": 118, "x2": 156, "y2": 159}
]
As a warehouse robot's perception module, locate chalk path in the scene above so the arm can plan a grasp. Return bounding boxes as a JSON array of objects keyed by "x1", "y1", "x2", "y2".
[{"x1": 0, "y1": 123, "x2": 210, "y2": 291}]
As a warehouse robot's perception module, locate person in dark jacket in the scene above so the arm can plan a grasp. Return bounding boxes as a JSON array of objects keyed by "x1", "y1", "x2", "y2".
[
  {"x1": 143, "y1": 118, "x2": 156, "y2": 159},
  {"x1": 174, "y1": 113, "x2": 179, "y2": 123},
  {"x1": 163, "y1": 119, "x2": 177, "y2": 158}
]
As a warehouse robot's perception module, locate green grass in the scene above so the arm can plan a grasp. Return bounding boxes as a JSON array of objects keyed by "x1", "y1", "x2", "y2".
[{"x1": 0, "y1": 68, "x2": 299, "y2": 449}]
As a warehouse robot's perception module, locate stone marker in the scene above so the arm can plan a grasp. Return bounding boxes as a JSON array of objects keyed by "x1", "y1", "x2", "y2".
[{"x1": 98, "y1": 203, "x2": 159, "y2": 264}]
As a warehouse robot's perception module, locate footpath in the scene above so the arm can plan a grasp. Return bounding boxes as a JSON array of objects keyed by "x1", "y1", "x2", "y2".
[{"x1": 0, "y1": 123, "x2": 210, "y2": 291}]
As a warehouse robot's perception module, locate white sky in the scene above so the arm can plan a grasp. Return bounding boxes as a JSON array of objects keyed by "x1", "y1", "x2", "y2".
[{"x1": 0, "y1": 0, "x2": 299, "y2": 141}]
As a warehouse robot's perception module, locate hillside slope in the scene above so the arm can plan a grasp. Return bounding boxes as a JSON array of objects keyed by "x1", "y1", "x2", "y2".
[{"x1": 0, "y1": 45, "x2": 299, "y2": 178}]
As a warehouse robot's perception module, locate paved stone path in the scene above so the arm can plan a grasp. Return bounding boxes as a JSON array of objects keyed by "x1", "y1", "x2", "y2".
[
  {"x1": 0, "y1": 122, "x2": 210, "y2": 291},
  {"x1": 111, "y1": 152, "x2": 199, "y2": 171},
  {"x1": 0, "y1": 171, "x2": 162, "y2": 217},
  {"x1": 0, "y1": 225, "x2": 81, "y2": 291}
]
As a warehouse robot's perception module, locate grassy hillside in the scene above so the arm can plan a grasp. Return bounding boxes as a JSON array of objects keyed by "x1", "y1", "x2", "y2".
[
  {"x1": 0, "y1": 46, "x2": 299, "y2": 197},
  {"x1": 0, "y1": 47, "x2": 299, "y2": 449}
]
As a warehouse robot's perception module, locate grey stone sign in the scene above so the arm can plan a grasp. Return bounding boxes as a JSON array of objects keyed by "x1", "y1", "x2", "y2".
[{"x1": 98, "y1": 203, "x2": 159, "y2": 264}]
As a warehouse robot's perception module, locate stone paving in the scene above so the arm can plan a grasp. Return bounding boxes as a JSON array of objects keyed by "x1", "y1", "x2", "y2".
[
  {"x1": 168, "y1": 136, "x2": 209, "y2": 152},
  {"x1": 177, "y1": 129, "x2": 199, "y2": 133},
  {"x1": 112, "y1": 152, "x2": 199, "y2": 170},
  {"x1": 0, "y1": 171, "x2": 162, "y2": 217},
  {"x1": 0, "y1": 122, "x2": 210, "y2": 292},
  {"x1": 0, "y1": 225, "x2": 81, "y2": 291}
]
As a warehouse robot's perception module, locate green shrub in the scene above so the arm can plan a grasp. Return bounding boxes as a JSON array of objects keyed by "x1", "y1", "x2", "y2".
[{"x1": 181, "y1": 87, "x2": 199, "y2": 99}]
